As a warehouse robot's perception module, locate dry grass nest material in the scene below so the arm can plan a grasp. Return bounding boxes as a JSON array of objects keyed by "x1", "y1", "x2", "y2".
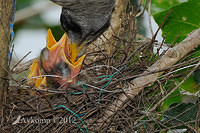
[{"x1": 1, "y1": 4, "x2": 200, "y2": 133}]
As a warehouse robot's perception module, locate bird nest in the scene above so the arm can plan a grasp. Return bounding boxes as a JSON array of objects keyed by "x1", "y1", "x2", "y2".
[
  {"x1": 1, "y1": 2, "x2": 200, "y2": 133},
  {"x1": 2, "y1": 16, "x2": 155, "y2": 133}
]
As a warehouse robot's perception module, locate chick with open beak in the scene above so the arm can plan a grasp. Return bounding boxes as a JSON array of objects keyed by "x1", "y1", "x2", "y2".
[
  {"x1": 28, "y1": 29, "x2": 86, "y2": 89},
  {"x1": 40, "y1": 29, "x2": 86, "y2": 88},
  {"x1": 27, "y1": 59, "x2": 47, "y2": 95},
  {"x1": 27, "y1": 59, "x2": 47, "y2": 89}
]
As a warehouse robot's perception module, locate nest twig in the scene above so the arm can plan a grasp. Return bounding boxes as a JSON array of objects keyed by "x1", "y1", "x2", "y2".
[{"x1": 1, "y1": 0, "x2": 200, "y2": 132}]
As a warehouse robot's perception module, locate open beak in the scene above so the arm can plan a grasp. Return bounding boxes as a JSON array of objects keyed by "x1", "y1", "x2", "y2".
[
  {"x1": 60, "y1": 42, "x2": 86, "y2": 85},
  {"x1": 40, "y1": 29, "x2": 66, "y2": 72},
  {"x1": 27, "y1": 59, "x2": 47, "y2": 90},
  {"x1": 40, "y1": 29, "x2": 86, "y2": 87}
]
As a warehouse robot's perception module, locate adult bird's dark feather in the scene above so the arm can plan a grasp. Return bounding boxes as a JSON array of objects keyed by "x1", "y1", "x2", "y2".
[{"x1": 50, "y1": 0, "x2": 115, "y2": 46}]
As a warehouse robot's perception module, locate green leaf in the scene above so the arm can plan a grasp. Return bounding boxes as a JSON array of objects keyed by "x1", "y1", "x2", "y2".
[
  {"x1": 193, "y1": 69, "x2": 200, "y2": 85},
  {"x1": 151, "y1": 0, "x2": 181, "y2": 14},
  {"x1": 162, "y1": 89, "x2": 181, "y2": 110},
  {"x1": 178, "y1": 75, "x2": 200, "y2": 93},
  {"x1": 153, "y1": 0, "x2": 200, "y2": 43},
  {"x1": 163, "y1": 103, "x2": 199, "y2": 127}
]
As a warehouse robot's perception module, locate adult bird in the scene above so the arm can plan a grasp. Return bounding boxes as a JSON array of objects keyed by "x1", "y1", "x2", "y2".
[
  {"x1": 29, "y1": 0, "x2": 116, "y2": 89},
  {"x1": 50, "y1": 0, "x2": 115, "y2": 53}
]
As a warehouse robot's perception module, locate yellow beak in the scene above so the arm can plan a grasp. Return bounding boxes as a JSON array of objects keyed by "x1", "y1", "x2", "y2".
[
  {"x1": 40, "y1": 29, "x2": 86, "y2": 87},
  {"x1": 27, "y1": 59, "x2": 47, "y2": 90}
]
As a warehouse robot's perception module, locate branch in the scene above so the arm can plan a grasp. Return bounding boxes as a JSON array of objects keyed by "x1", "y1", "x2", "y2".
[
  {"x1": 15, "y1": 1, "x2": 55, "y2": 24},
  {"x1": 98, "y1": 28, "x2": 200, "y2": 125},
  {"x1": 0, "y1": 0, "x2": 12, "y2": 109}
]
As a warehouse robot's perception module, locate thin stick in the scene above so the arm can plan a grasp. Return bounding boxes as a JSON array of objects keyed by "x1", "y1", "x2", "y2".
[{"x1": 11, "y1": 51, "x2": 31, "y2": 72}]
